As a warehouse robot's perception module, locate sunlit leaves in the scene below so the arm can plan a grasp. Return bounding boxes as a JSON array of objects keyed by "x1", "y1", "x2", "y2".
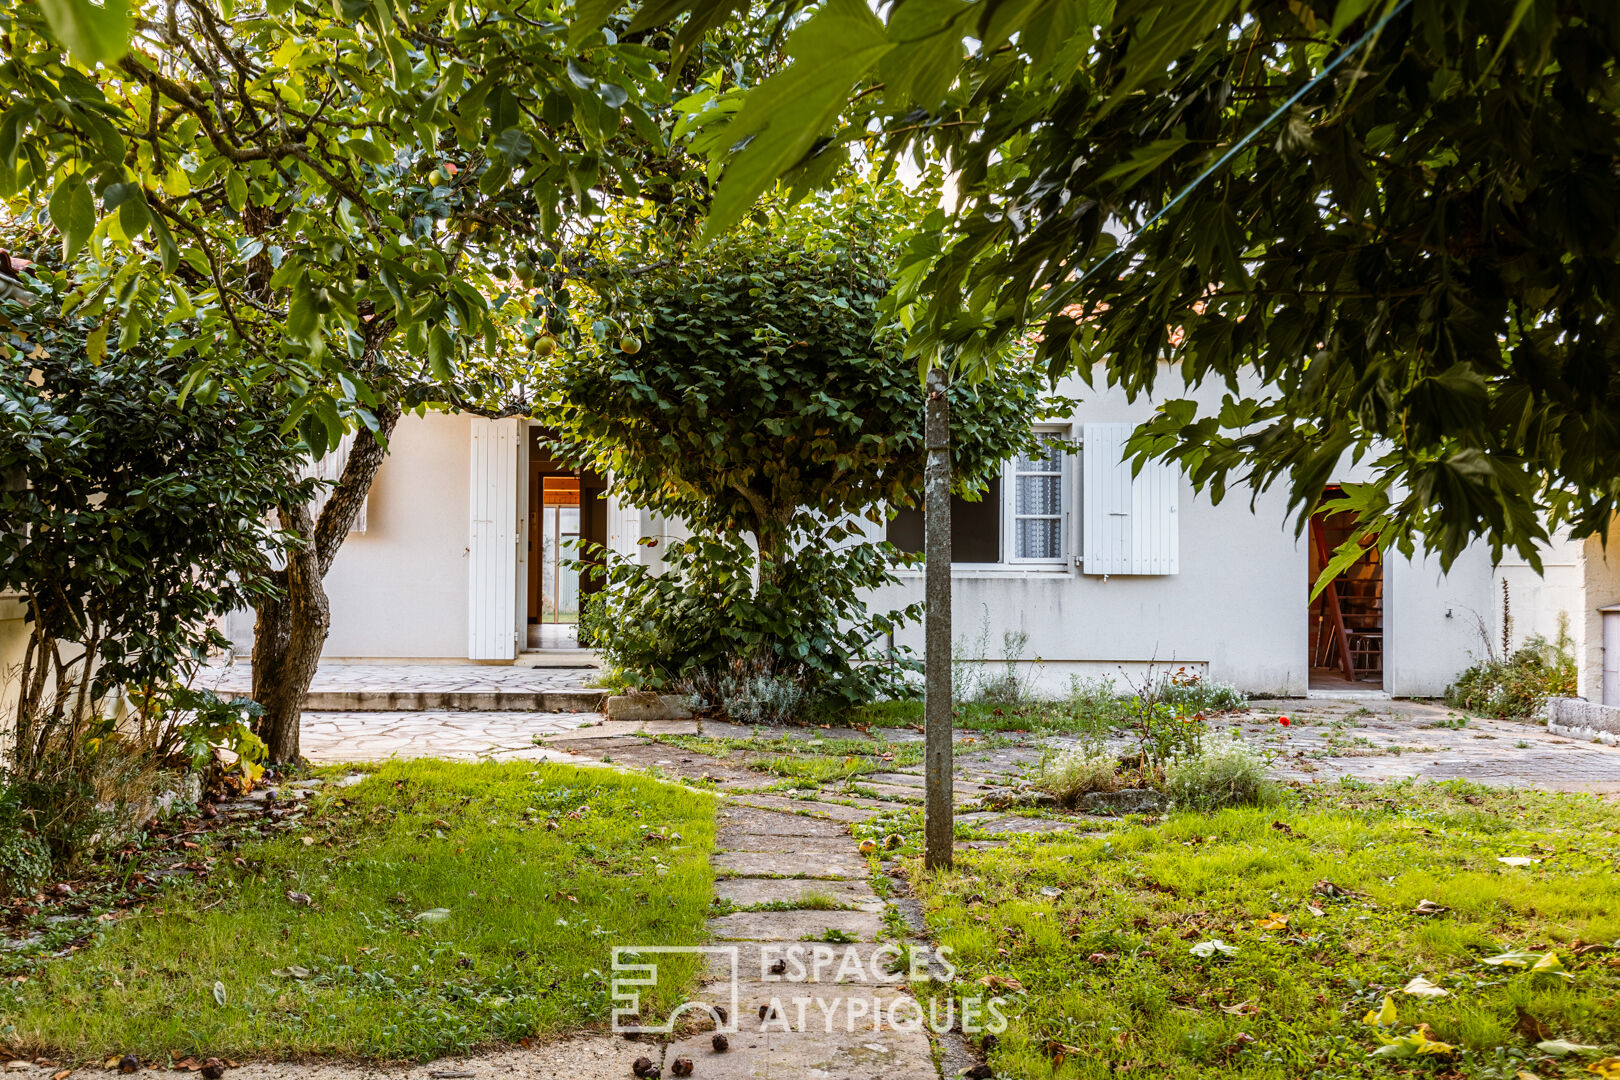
[
  {"x1": 35, "y1": 0, "x2": 131, "y2": 64},
  {"x1": 46, "y1": 173, "x2": 93, "y2": 260}
]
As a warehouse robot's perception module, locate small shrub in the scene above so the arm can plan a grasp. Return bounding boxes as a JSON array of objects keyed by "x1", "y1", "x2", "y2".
[
  {"x1": 1036, "y1": 745, "x2": 1120, "y2": 806},
  {"x1": 0, "y1": 788, "x2": 51, "y2": 897},
  {"x1": 1162, "y1": 734, "x2": 1275, "y2": 811},
  {"x1": 685, "y1": 656, "x2": 812, "y2": 725},
  {"x1": 1156, "y1": 669, "x2": 1247, "y2": 713},
  {"x1": 1065, "y1": 677, "x2": 1130, "y2": 734},
  {"x1": 1447, "y1": 621, "x2": 1577, "y2": 719}
]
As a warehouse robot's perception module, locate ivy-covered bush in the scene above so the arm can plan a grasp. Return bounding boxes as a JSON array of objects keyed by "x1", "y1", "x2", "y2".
[{"x1": 589, "y1": 532, "x2": 919, "y2": 710}]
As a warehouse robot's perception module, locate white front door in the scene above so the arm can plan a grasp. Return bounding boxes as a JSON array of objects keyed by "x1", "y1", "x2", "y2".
[{"x1": 467, "y1": 418, "x2": 522, "y2": 660}]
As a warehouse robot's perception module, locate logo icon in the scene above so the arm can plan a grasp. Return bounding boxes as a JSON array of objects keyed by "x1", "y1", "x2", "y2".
[{"x1": 611, "y1": 946, "x2": 740, "y2": 1035}]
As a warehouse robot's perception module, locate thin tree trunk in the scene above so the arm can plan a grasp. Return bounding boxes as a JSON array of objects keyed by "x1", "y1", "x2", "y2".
[
  {"x1": 923, "y1": 367, "x2": 953, "y2": 871},
  {"x1": 251, "y1": 403, "x2": 399, "y2": 764}
]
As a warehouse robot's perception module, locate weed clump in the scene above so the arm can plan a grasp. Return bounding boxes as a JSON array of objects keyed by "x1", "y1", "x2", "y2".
[
  {"x1": 1162, "y1": 734, "x2": 1275, "y2": 811},
  {"x1": 1035, "y1": 745, "x2": 1120, "y2": 806},
  {"x1": 1447, "y1": 621, "x2": 1576, "y2": 719}
]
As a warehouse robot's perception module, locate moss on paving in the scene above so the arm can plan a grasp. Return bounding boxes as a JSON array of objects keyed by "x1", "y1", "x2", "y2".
[{"x1": 0, "y1": 761, "x2": 716, "y2": 1062}]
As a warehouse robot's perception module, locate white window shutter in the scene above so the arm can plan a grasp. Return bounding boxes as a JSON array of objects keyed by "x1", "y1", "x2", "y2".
[
  {"x1": 1082, "y1": 422, "x2": 1179, "y2": 575},
  {"x1": 468, "y1": 418, "x2": 520, "y2": 660},
  {"x1": 305, "y1": 432, "x2": 368, "y2": 533}
]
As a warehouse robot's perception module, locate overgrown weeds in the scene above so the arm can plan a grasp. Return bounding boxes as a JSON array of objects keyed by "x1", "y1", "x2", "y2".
[
  {"x1": 1162, "y1": 733, "x2": 1276, "y2": 810},
  {"x1": 1035, "y1": 745, "x2": 1120, "y2": 805},
  {"x1": 1448, "y1": 619, "x2": 1577, "y2": 719}
]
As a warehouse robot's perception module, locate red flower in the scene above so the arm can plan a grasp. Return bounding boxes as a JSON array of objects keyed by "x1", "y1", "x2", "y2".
[{"x1": 1278, "y1": 715, "x2": 1291, "y2": 726}]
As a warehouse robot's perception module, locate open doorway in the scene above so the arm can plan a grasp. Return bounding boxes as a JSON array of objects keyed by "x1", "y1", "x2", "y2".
[
  {"x1": 1309, "y1": 488, "x2": 1384, "y2": 690},
  {"x1": 526, "y1": 428, "x2": 606, "y2": 651}
]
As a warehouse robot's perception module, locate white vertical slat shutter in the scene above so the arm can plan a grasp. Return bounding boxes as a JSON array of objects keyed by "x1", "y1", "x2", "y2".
[
  {"x1": 467, "y1": 419, "x2": 520, "y2": 660},
  {"x1": 1082, "y1": 422, "x2": 1179, "y2": 575},
  {"x1": 305, "y1": 433, "x2": 367, "y2": 533}
]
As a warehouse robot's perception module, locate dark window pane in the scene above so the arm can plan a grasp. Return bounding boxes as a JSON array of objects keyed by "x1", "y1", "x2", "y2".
[{"x1": 886, "y1": 477, "x2": 1001, "y2": 563}]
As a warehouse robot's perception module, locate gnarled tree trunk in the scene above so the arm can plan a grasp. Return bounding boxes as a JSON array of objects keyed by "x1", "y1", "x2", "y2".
[{"x1": 252, "y1": 403, "x2": 399, "y2": 763}]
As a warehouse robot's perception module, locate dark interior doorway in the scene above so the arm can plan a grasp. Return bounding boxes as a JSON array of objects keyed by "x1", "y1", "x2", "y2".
[
  {"x1": 527, "y1": 428, "x2": 606, "y2": 650},
  {"x1": 1309, "y1": 488, "x2": 1384, "y2": 689}
]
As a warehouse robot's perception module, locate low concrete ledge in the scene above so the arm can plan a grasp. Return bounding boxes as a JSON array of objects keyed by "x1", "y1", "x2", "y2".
[
  {"x1": 1546, "y1": 697, "x2": 1620, "y2": 746},
  {"x1": 226, "y1": 688, "x2": 608, "y2": 713}
]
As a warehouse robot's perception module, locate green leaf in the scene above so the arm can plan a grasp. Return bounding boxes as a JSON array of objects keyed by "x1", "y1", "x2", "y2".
[
  {"x1": 85, "y1": 320, "x2": 109, "y2": 364},
  {"x1": 47, "y1": 173, "x2": 95, "y2": 260},
  {"x1": 701, "y1": 0, "x2": 893, "y2": 241},
  {"x1": 1099, "y1": 135, "x2": 1188, "y2": 187},
  {"x1": 428, "y1": 325, "x2": 454, "y2": 381},
  {"x1": 36, "y1": 0, "x2": 132, "y2": 65},
  {"x1": 569, "y1": 0, "x2": 619, "y2": 47}
]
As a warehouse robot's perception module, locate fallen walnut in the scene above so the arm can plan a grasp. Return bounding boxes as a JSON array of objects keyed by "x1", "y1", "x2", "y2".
[
  {"x1": 768, "y1": 958, "x2": 787, "y2": 975},
  {"x1": 711, "y1": 1035, "x2": 729, "y2": 1054},
  {"x1": 960, "y1": 1065, "x2": 993, "y2": 1079},
  {"x1": 118, "y1": 1056, "x2": 141, "y2": 1075},
  {"x1": 201, "y1": 1059, "x2": 225, "y2": 1080},
  {"x1": 631, "y1": 1056, "x2": 659, "y2": 1079},
  {"x1": 671, "y1": 1059, "x2": 693, "y2": 1077}
]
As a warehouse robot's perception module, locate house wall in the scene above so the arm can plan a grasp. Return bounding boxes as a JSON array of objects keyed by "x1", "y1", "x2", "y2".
[
  {"x1": 871, "y1": 370, "x2": 1493, "y2": 698},
  {"x1": 322, "y1": 411, "x2": 474, "y2": 659},
  {"x1": 0, "y1": 595, "x2": 26, "y2": 729},
  {"x1": 1385, "y1": 547, "x2": 1496, "y2": 697},
  {"x1": 1577, "y1": 525, "x2": 1620, "y2": 702},
  {"x1": 229, "y1": 411, "x2": 476, "y2": 660}
]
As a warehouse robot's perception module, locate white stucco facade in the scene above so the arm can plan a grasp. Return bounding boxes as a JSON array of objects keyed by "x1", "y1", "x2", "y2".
[{"x1": 209, "y1": 382, "x2": 1510, "y2": 698}]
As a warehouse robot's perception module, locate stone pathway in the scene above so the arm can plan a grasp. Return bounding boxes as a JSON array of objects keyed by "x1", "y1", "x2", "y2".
[{"x1": 203, "y1": 662, "x2": 599, "y2": 695}]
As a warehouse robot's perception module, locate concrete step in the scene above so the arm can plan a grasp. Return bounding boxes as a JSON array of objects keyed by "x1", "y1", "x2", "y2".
[{"x1": 226, "y1": 688, "x2": 608, "y2": 712}]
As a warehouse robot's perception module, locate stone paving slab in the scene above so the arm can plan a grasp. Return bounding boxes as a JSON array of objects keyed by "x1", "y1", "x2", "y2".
[
  {"x1": 299, "y1": 712, "x2": 597, "y2": 763},
  {"x1": 712, "y1": 852, "x2": 868, "y2": 879},
  {"x1": 204, "y1": 660, "x2": 597, "y2": 694},
  {"x1": 717, "y1": 834, "x2": 866, "y2": 857},
  {"x1": 709, "y1": 909, "x2": 886, "y2": 943},
  {"x1": 717, "y1": 806, "x2": 852, "y2": 837},
  {"x1": 715, "y1": 876, "x2": 882, "y2": 911},
  {"x1": 724, "y1": 796, "x2": 876, "y2": 823},
  {"x1": 956, "y1": 812, "x2": 1093, "y2": 835}
]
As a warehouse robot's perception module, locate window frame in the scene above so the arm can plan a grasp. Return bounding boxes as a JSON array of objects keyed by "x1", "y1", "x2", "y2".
[
  {"x1": 1004, "y1": 424, "x2": 1074, "y2": 568},
  {"x1": 888, "y1": 422, "x2": 1077, "y2": 576}
]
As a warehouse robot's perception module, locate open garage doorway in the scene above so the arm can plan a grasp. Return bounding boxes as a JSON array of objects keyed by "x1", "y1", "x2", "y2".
[
  {"x1": 1309, "y1": 488, "x2": 1384, "y2": 691},
  {"x1": 526, "y1": 428, "x2": 606, "y2": 651}
]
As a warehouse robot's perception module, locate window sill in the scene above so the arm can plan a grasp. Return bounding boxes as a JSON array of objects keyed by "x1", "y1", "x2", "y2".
[{"x1": 892, "y1": 565, "x2": 1075, "y2": 579}]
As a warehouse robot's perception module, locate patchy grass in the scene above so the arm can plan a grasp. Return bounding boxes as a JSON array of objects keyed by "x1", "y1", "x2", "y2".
[
  {"x1": 643, "y1": 733, "x2": 924, "y2": 783},
  {"x1": 0, "y1": 760, "x2": 716, "y2": 1062},
  {"x1": 909, "y1": 780, "x2": 1620, "y2": 1080}
]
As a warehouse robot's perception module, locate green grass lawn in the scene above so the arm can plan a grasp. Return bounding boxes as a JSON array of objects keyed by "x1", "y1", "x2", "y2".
[
  {"x1": 0, "y1": 760, "x2": 716, "y2": 1062},
  {"x1": 907, "y1": 780, "x2": 1620, "y2": 1080}
]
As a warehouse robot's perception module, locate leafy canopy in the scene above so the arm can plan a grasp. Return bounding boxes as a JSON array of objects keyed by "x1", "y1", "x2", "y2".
[
  {"x1": 544, "y1": 184, "x2": 1063, "y2": 554},
  {"x1": 644, "y1": 0, "x2": 1620, "y2": 572},
  {"x1": 0, "y1": 0, "x2": 703, "y2": 451}
]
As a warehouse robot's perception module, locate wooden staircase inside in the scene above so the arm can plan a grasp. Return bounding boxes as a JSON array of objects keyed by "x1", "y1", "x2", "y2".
[{"x1": 1310, "y1": 512, "x2": 1383, "y2": 685}]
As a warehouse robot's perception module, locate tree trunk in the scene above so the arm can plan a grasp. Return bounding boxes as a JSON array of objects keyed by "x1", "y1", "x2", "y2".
[
  {"x1": 250, "y1": 498, "x2": 329, "y2": 764},
  {"x1": 251, "y1": 404, "x2": 399, "y2": 764},
  {"x1": 922, "y1": 367, "x2": 953, "y2": 871}
]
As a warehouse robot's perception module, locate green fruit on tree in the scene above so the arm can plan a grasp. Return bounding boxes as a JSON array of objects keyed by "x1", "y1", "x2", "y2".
[
  {"x1": 532, "y1": 334, "x2": 557, "y2": 358},
  {"x1": 619, "y1": 335, "x2": 642, "y2": 355}
]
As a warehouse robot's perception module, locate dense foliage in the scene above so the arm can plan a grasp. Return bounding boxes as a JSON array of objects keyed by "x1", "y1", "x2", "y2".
[
  {"x1": 0, "y1": 0, "x2": 743, "y2": 758},
  {"x1": 547, "y1": 191, "x2": 1063, "y2": 706},
  {"x1": 647, "y1": 0, "x2": 1620, "y2": 575},
  {"x1": 1, "y1": 269, "x2": 299, "y2": 871}
]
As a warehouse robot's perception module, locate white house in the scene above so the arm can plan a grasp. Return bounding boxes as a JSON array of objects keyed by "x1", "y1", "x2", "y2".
[{"x1": 201, "y1": 366, "x2": 1593, "y2": 702}]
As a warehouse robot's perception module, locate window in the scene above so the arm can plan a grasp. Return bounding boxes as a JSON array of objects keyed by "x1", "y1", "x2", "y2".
[
  {"x1": 1011, "y1": 434, "x2": 1067, "y2": 563},
  {"x1": 887, "y1": 429, "x2": 1072, "y2": 567}
]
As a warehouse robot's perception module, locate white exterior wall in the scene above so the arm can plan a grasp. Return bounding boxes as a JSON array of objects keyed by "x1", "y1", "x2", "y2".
[
  {"x1": 1, "y1": 595, "x2": 26, "y2": 726},
  {"x1": 872, "y1": 369, "x2": 1492, "y2": 698},
  {"x1": 1385, "y1": 546, "x2": 1496, "y2": 697},
  {"x1": 1577, "y1": 526, "x2": 1620, "y2": 702},
  {"x1": 309, "y1": 411, "x2": 475, "y2": 659}
]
